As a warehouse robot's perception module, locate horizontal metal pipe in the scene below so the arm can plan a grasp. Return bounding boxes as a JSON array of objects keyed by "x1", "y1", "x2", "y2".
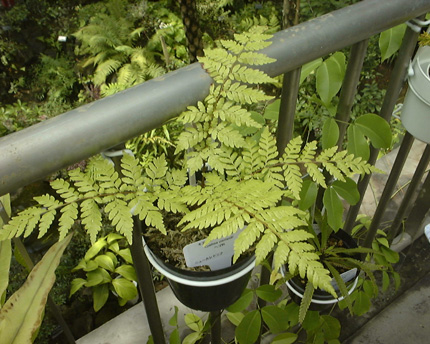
[{"x1": 1, "y1": 0, "x2": 430, "y2": 196}]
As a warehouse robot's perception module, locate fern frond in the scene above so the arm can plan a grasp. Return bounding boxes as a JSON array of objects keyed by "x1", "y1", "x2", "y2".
[
  {"x1": 81, "y1": 199, "x2": 103, "y2": 244},
  {"x1": 237, "y1": 51, "x2": 276, "y2": 66},
  {"x1": 230, "y1": 64, "x2": 276, "y2": 84},
  {"x1": 223, "y1": 82, "x2": 273, "y2": 104},
  {"x1": 105, "y1": 198, "x2": 133, "y2": 243},
  {"x1": 255, "y1": 231, "x2": 277, "y2": 264},
  {"x1": 57, "y1": 203, "x2": 79, "y2": 241}
]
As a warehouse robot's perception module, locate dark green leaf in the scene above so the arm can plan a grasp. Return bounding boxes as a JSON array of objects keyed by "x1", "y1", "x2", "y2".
[
  {"x1": 382, "y1": 271, "x2": 390, "y2": 292},
  {"x1": 352, "y1": 291, "x2": 371, "y2": 316},
  {"x1": 169, "y1": 329, "x2": 180, "y2": 344},
  {"x1": 323, "y1": 187, "x2": 344, "y2": 231},
  {"x1": 332, "y1": 177, "x2": 360, "y2": 205},
  {"x1": 355, "y1": 114, "x2": 392, "y2": 149},
  {"x1": 261, "y1": 306, "x2": 290, "y2": 333},
  {"x1": 227, "y1": 289, "x2": 253, "y2": 312},
  {"x1": 226, "y1": 312, "x2": 245, "y2": 326},
  {"x1": 380, "y1": 245, "x2": 399, "y2": 264},
  {"x1": 347, "y1": 125, "x2": 369, "y2": 161},
  {"x1": 298, "y1": 180, "x2": 318, "y2": 211},
  {"x1": 235, "y1": 310, "x2": 261, "y2": 344},
  {"x1": 302, "y1": 310, "x2": 320, "y2": 331},
  {"x1": 321, "y1": 315, "x2": 341, "y2": 340},
  {"x1": 256, "y1": 284, "x2": 282, "y2": 302},
  {"x1": 272, "y1": 332, "x2": 298, "y2": 344},
  {"x1": 322, "y1": 118, "x2": 339, "y2": 149},
  {"x1": 379, "y1": 24, "x2": 407, "y2": 62},
  {"x1": 316, "y1": 52, "x2": 345, "y2": 105}
]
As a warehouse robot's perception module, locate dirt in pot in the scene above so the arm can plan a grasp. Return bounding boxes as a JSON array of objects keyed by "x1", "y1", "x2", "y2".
[{"x1": 143, "y1": 212, "x2": 254, "y2": 272}]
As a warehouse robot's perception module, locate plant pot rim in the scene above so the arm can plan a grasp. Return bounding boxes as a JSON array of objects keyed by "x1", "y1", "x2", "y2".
[
  {"x1": 285, "y1": 276, "x2": 359, "y2": 305},
  {"x1": 142, "y1": 237, "x2": 256, "y2": 287}
]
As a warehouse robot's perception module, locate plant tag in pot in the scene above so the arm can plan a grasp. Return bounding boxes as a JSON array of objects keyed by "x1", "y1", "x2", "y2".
[
  {"x1": 331, "y1": 268, "x2": 357, "y2": 291},
  {"x1": 183, "y1": 229, "x2": 243, "y2": 271}
]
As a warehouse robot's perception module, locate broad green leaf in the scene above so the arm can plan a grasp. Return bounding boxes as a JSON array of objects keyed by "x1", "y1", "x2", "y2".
[
  {"x1": 227, "y1": 289, "x2": 253, "y2": 312},
  {"x1": 93, "y1": 284, "x2": 109, "y2": 312},
  {"x1": 379, "y1": 24, "x2": 407, "y2": 62},
  {"x1": 256, "y1": 284, "x2": 282, "y2": 302},
  {"x1": 347, "y1": 125, "x2": 369, "y2": 161},
  {"x1": 261, "y1": 305, "x2": 290, "y2": 334},
  {"x1": 382, "y1": 271, "x2": 390, "y2": 292},
  {"x1": 263, "y1": 99, "x2": 281, "y2": 120},
  {"x1": 272, "y1": 332, "x2": 298, "y2": 344},
  {"x1": 332, "y1": 177, "x2": 360, "y2": 205},
  {"x1": 117, "y1": 248, "x2": 133, "y2": 264},
  {"x1": 115, "y1": 264, "x2": 137, "y2": 282},
  {"x1": 316, "y1": 52, "x2": 346, "y2": 105},
  {"x1": 320, "y1": 315, "x2": 341, "y2": 340},
  {"x1": 169, "y1": 329, "x2": 180, "y2": 344},
  {"x1": 352, "y1": 291, "x2": 371, "y2": 316},
  {"x1": 0, "y1": 234, "x2": 72, "y2": 343},
  {"x1": 300, "y1": 58, "x2": 323, "y2": 84},
  {"x1": 380, "y1": 245, "x2": 399, "y2": 264},
  {"x1": 393, "y1": 271, "x2": 401, "y2": 290},
  {"x1": 185, "y1": 313, "x2": 203, "y2": 332},
  {"x1": 83, "y1": 259, "x2": 98, "y2": 272},
  {"x1": 85, "y1": 268, "x2": 111, "y2": 287},
  {"x1": 235, "y1": 310, "x2": 261, "y2": 344},
  {"x1": 322, "y1": 118, "x2": 339, "y2": 149},
  {"x1": 302, "y1": 310, "x2": 320, "y2": 331},
  {"x1": 112, "y1": 278, "x2": 137, "y2": 300},
  {"x1": 298, "y1": 180, "x2": 318, "y2": 211},
  {"x1": 94, "y1": 254, "x2": 115, "y2": 272},
  {"x1": 69, "y1": 278, "x2": 87, "y2": 297},
  {"x1": 182, "y1": 332, "x2": 202, "y2": 344},
  {"x1": 84, "y1": 238, "x2": 107, "y2": 261},
  {"x1": 226, "y1": 312, "x2": 245, "y2": 326},
  {"x1": 355, "y1": 114, "x2": 392, "y2": 149},
  {"x1": 323, "y1": 187, "x2": 344, "y2": 231}
]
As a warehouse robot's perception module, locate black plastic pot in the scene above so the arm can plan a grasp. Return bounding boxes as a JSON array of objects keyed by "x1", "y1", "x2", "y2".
[
  {"x1": 143, "y1": 241, "x2": 255, "y2": 311},
  {"x1": 285, "y1": 229, "x2": 360, "y2": 311}
]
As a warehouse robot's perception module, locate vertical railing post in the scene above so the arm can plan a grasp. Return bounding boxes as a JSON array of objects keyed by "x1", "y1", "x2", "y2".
[
  {"x1": 362, "y1": 132, "x2": 415, "y2": 247},
  {"x1": 210, "y1": 310, "x2": 222, "y2": 344},
  {"x1": 336, "y1": 39, "x2": 369, "y2": 147},
  {"x1": 131, "y1": 219, "x2": 166, "y2": 344},
  {"x1": 389, "y1": 144, "x2": 430, "y2": 240},
  {"x1": 344, "y1": 19, "x2": 423, "y2": 234}
]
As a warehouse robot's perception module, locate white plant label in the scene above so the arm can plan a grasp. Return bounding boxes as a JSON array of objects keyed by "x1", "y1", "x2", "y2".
[
  {"x1": 183, "y1": 229, "x2": 243, "y2": 271},
  {"x1": 331, "y1": 268, "x2": 357, "y2": 291}
]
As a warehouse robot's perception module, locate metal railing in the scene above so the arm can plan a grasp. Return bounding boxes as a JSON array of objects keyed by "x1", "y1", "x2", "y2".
[{"x1": 1, "y1": 0, "x2": 430, "y2": 343}]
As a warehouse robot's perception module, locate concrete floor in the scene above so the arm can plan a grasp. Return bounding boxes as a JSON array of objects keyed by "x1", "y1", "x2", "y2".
[{"x1": 76, "y1": 139, "x2": 430, "y2": 343}]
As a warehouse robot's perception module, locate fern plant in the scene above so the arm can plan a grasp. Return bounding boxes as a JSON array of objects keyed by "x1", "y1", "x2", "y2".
[{"x1": 1, "y1": 26, "x2": 381, "y2": 312}]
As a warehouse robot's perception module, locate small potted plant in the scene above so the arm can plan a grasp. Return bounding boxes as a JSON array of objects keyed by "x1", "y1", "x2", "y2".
[{"x1": 0, "y1": 26, "x2": 386, "y2": 313}]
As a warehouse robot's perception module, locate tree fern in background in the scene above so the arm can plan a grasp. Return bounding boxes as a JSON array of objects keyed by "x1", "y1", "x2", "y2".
[{"x1": 74, "y1": 0, "x2": 164, "y2": 90}]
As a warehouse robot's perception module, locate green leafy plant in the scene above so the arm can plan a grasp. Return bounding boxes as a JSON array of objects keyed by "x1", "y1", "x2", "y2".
[
  {"x1": 1, "y1": 26, "x2": 381, "y2": 293},
  {"x1": 70, "y1": 233, "x2": 138, "y2": 312}
]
